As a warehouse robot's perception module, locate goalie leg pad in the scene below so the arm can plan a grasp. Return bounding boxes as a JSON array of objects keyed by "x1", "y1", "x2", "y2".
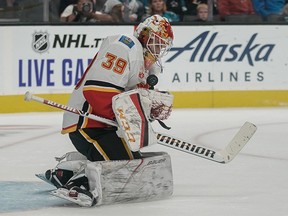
[
  {"x1": 112, "y1": 89, "x2": 157, "y2": 151},
  {"x1": 85, "y1": 151, "x2": 173, "y2": 206}
]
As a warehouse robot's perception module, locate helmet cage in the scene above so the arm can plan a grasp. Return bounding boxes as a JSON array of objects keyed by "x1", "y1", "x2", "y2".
[{"x1": 146, "y1": 31, "x2": 172, "y2": 59}]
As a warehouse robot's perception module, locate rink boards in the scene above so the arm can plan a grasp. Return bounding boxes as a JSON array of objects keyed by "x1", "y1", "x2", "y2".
[{"x1": 0, "y1": 25, "x2": 287, "y2": 112}]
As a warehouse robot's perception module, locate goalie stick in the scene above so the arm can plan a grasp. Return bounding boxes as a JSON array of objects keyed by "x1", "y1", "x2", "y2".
[{"x1": 24, "y1": 91, "x2": 257, "y2": 164}]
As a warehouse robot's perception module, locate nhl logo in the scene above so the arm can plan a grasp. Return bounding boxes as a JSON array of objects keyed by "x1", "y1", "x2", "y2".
[{"x1": 32, "y1": 32, "x2": 49, "y2": 53}]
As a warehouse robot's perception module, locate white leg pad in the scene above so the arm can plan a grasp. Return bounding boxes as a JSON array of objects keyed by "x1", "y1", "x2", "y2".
[
  {"x1": 55, "y1": 151, "x2": 88, "y2": 173},
  {"x1": 85, "y1": 151, "x2": 173, "y2": 206}
]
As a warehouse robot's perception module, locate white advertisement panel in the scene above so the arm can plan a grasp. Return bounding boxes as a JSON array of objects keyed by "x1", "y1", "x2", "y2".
[
  {"x1": 158, "y1": 25, "x2": 288, "y2": 91},
  {"x1": 0, "y1": 25, "x2": 288, "y2": 95},
  {"x1": 0, "y1": 25, "x2": 132, "y2": 95}
]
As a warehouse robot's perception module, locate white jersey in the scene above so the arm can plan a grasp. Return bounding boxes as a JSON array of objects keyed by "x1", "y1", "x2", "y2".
[
  {"x1": 61, "y1": 4, "x2": 104, "y2": 22},
  {"x1": 61, "y1": 5, "x2": 75, "y2": 18},
  {"x1": 62, "y1": 34, "x2": 146, "y2": 133}
]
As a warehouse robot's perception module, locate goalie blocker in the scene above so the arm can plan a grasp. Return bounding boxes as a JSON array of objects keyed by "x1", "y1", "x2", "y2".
[
  {"x1": 112, "y1": 89, "x2": 173, "y2": 152},
  {"x1": 43, "y1": 151, "x2": 173, "y2": 207}
]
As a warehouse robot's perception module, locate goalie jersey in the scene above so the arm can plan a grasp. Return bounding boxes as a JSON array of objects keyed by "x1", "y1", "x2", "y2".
[{"x1": 62, "y1": 34, "x2": 146, "y2": 134}]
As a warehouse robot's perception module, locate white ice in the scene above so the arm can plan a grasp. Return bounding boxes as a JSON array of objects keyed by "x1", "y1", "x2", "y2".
[{"x1": 0, "y1": 108, "x2": 287, "y2": 216}]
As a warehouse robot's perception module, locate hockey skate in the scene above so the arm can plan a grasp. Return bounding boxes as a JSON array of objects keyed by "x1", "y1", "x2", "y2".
[
  {"x1": 50, "y1": 173, "x2": 98, "y2": 207},
  {"x1": 36, "y1": 169, "x2": 74, "y2": 188}
]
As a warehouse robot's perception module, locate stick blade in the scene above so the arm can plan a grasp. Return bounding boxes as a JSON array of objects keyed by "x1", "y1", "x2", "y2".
[
  {"x1": 24, "y1": 91, "x2": 32, "y2": 101},
  {"x1": 221, "y1": 122, "x2": 257, "y2": 163}
]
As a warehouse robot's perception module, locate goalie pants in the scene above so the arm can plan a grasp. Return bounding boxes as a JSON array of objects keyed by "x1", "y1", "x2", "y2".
[{"x1": 68, "y1": 127, "x2": 142, "y2": 162}]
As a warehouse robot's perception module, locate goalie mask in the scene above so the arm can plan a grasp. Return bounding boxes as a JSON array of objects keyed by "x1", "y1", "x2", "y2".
[{"x1": 134, "y1": 15, "x2": 174, "y2": 70}]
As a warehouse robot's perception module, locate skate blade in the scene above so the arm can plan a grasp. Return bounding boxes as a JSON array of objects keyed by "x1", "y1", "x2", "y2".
[{"x1": 35, "y1": 173, "x2": 55, "y2": 187}]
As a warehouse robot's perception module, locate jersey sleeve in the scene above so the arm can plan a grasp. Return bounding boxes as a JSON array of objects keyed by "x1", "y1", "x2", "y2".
[{"x1": 61, "y1": 5, "x2": 74, "y2": 17}]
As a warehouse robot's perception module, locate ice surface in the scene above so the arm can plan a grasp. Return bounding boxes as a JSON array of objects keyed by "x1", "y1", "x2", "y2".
[{"x1": 0, "y1": 108, "x2": 287, "y2": 216}]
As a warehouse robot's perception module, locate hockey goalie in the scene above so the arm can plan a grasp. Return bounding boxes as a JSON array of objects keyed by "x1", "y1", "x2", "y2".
[{"x1": 36, "y1": 14, "x2": 175, "y2": 207}]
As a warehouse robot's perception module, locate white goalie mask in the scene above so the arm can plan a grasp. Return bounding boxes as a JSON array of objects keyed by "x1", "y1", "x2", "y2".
[{"x1": 134, "y1": 15, "x2": 174, "y2": 61}]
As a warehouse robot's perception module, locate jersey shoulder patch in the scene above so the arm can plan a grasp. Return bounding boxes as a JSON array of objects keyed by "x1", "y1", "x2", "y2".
[{"x1": 118, "y1": 35, "x2": 135, "y2": 49}]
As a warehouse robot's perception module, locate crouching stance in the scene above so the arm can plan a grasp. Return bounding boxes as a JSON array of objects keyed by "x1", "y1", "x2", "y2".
[
  {"x1": 44, "y1": 151, "x2": 173, "y2": 207},
  {"x1": 36, "y1": 15, "x2": 175, "y2": 207},
  {"x1": 37, "y1": 88, "x2": 174, "y2": 206}
]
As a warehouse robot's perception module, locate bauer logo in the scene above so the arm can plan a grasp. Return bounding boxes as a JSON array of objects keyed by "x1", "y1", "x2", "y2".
[
  {"x1": 167, "y1": 31, "x2": 275, "y2": 66},
  {"x1": 32, "y1": 31, "x2": 49, "y2": 53}
]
